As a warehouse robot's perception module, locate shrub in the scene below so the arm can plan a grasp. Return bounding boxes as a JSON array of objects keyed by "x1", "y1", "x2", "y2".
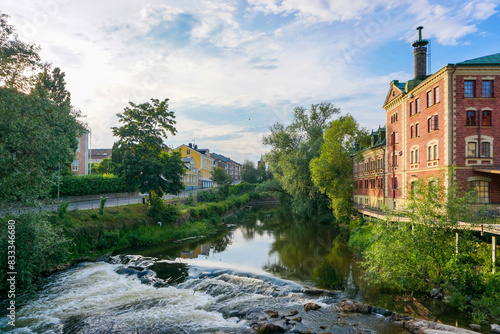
[
  {"x1": 0, "y1": 212, "x2": 72, "y2": 293},
  {"x1": 53, "y1": 174, "x2": 135, "y2": 197},
  {"x1": 147, "y1": 195, "x2": 180, "y2": 224}
]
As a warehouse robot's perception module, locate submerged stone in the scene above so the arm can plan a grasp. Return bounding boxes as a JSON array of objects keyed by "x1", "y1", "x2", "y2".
[
  {"x1": 257, "y1": 323, "x2": 286, "y2": 334},
  {"x1": 304, "y1": 303, "x2": 321, "y2": 311}
]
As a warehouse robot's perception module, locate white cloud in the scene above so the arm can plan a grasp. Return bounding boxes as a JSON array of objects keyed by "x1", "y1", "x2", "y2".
[{"x1": 1, "y1": 0, "x2": 498, "y2": 163}]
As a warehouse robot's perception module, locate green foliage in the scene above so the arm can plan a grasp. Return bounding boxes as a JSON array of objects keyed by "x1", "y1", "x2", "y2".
[
  {"x1": 99, "y1": 197, "x2": 107, "y2": 215},
  {"x1": 189, "y1": 192, "x2": 258, "y2": 220},
  {"x1": 0, "y1": 15, "x2": 85, "y2": 204},
  {"x1": 112, "y1": 98, "x2": 185, "y2": 201},
  {"x1": 241, "y1": 160, "x2": 259, "y2": 183},
  {"x1": 92, "y1": 158, "x2": 118, "y2": 175},
  {"x1": 310, "y1": 115, "x2": 370, "y2": 220},
  {"x1": 55, "y1": 174, "x2": 133, "y2": 197},
  {"x1": 0, "y1": 87, "x2": 85, "y2": 204},
  {"x1": 0, "y1": 213, "x2": 72, "y2": 293},
  {"x1": 0, "y1": 12, "x2": 43, "y2": 90},
  {"x1": 197, "y1": 183, "x2": 256, "y2": 203},
  {"x1": 263, "y1": 102, "x2": 338, "y2": 217},
  {"x1": 147, "y1": 194, "x2": 180, "y2": 224},
  {"x1": 57, "y1": 201, "x2": 71, "y2": 219},
  {"x1": 350, "y1": 170, "x2": 500, "y2": 322},
  {"x1": 211, "y1": 166, "x2": 233, "y2": 187}
]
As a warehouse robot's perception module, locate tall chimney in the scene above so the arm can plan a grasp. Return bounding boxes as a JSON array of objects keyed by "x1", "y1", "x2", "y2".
[{"x1": 412, "y1": 26, "x2": 429, "y2": 80}]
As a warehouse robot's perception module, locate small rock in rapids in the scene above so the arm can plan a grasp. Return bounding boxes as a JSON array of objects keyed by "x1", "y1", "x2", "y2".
[
  {"x1": 265, "y1": 310, "x2": 279, "y2": 318},
  {"x1": 304, "y1": 303, "x2": 321, "y2": 311},
  {"x1": 257, "y1": 323, "x2": 286, "y2": 334}
]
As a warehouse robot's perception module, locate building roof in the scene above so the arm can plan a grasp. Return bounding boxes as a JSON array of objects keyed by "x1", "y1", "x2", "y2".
[
  {"x1": 211, "y1": 152, "x2": 228, "y2": 162},
  {"x1": 89, "y1": 148, "x2": 112, "y2": 159},
  {"x1": 457, "y1": 53, "x2": 500, "y2": 65}
]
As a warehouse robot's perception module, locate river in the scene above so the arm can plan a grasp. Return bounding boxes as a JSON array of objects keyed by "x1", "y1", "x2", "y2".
[{"x1": 1, "y1": 208, "x2": 468, "y2": 333}]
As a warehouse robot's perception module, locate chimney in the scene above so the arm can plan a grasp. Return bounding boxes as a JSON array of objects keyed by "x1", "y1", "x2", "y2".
[
  {"x1": 412, "y1": 26, "x2": 428, "y2": 80},
  {"x1": 189, "y1": 143, "x2": 192, "y2": 148}
]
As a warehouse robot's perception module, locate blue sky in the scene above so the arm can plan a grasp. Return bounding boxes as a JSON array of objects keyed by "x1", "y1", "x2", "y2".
[{"x1": 2, "y1": 0, "x2": 500, "y2": 163}]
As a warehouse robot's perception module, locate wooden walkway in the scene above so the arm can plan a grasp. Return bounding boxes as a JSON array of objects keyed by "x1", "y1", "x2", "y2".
[{"x1": 354, "y1": 204, "x2": 500, "y2": 236}]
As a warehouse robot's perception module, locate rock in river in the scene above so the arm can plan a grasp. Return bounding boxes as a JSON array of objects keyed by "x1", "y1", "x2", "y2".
[
  {"x1": 304, "y1": 303, "x2": 321, "y2": 311},
  {"x1": 257, "y1": 323, "x2": 286, "y2": 334}
]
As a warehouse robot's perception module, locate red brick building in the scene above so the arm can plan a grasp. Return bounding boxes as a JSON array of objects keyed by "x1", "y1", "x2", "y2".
[{"x1": 354, "y1": 27, "x2": 500, "y2": 210}]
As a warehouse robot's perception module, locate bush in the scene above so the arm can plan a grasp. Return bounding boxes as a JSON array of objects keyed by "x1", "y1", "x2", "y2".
[
  {"x1": 147, "y1": 195, "x2": 180, "y2": 224},
  {"x1": 0, "y1": 212, "x2": 72, "y2": 293},
  {"x1": 53, "y1": 174, "x2": 135, "y2": 197}
]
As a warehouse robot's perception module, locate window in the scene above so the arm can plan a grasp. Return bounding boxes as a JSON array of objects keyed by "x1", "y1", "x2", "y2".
[
  {"x1": 464, "y1": 80, "x2": 475, "y2": 97},
  {"x1": 187, "y1": 149, "x2": 191, "y2": 155},
  {"x1": 434, "y1": 86, "x2": 440, "y2": 103},
  {"x1": 395, "y1": 132, "x2": 399, "y2": 144},
  {"x1": 428, "y1": 115, "x2": 439, "y2": 132},
  {"x1": 433, "y1": 145, "x2": 438, "y2": 160},
  {"x1": 365, "y1": 179, "x2": 369, "y2": 189},
  {"x1": 411, "y1": 148, "x2": 419, "y2": 163},
  {"x1": 482, "y1": 110, "x2": 492, "y2": 126},
  {"x1": 466, "y1": 110, "x2": 477, "y2": 126},
  {"x1": 415, "y1": 123, "x2": 420, "y2": 137},
  {"x1": 411, "y1": 125, "x2": 414, "y2": 138},
  {"x1": 428, "y1": 146, "x2": 432, "y2": 161},
  {"x1": 393, "y1": 153, "x2": 398, "y2": 167},
  {"x1": 427, "y1": 91, "x2": 432, "y2": 107},
  {"x1": 410, "y1": 102, "x2": 414, "y2": 116},
  {"x1": 371, "y1": 160, "x2": 376, "y2": 170},
  {"x1": 469, "y1": 180, "x2": 490, "y2": 203},
  {"x1": 467, "y1": 142, "x2": 477, "y2": 157},
  {"x1": 415, "y1": 98, "x2": 420, "y2": 113},
  {"x1": 393, "y1": 177, "x2": 398, "y2": 189},
  {"x1": 481, "y1": 142, "x2": 491, "y2": 158},
  {"x1": 72, "y1": 159, "x2": 79, "y2": 171},
  {"x1": 482, "y1": 81, "x2": 493, "y2": 98}
]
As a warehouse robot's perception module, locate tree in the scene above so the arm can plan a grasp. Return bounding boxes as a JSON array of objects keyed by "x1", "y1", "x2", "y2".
[
  {"x1": 241, "y1": 160, "x2": 259, "y2": 183},
  {"x1": 310, "y1": 115, "x2": 370, "y2": 220},
  {"x1": 92, "y1": 158, "x2": 118, "y2": 175},
  {"x1": 0, "y1": 15, "x2": 85, "y2": 204},
  {"x1": 211, "y1": 167, "x2": 233, "y2": 187},
  {"x1": 0, "y1": 12, "x2": 43, "y2": 91},
  {"x1": 358, "y1": 170, "x2": 490, "y2": 300},
  {"x1": 111, "y1": 98, "x2": 184, "y2": 203},
  {"x1": 263, "y1": 102, "x2": 339, "y2": 217}
]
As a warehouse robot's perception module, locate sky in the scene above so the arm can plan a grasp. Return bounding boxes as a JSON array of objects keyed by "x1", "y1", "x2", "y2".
[{"x1": 2, "y1": 0, "x2": 500, "y2": 163}]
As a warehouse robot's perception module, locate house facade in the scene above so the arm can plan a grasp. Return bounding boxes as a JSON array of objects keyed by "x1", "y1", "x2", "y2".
[
  {"x1": 181, "y1": 157, "x2": 199, "y2": 190},
  {"x1": 72, "y1": 133, "x2": 89, "y2": 175},
  {"x1": 354, "y1": 27, "x2": 500, "y2": 210},
  {"x1": 89, "y1": 148, "x2": 112, "y2": 164},
  {"x1": 353, "y1": 128, "x2": 386, "y2": 209},
  {"x1": 176, "y1": 143, "x2": 215, "y2": 188}
]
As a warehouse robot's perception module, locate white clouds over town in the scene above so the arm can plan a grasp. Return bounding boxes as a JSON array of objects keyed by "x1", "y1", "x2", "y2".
[{"x1": 2, "y1": 0, "x2": 499, "y2": 162}]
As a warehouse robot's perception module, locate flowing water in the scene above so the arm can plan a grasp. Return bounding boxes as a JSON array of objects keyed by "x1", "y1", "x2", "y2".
[{"x1": 0, "y1": 209, "x2": 467, "y2": 333}]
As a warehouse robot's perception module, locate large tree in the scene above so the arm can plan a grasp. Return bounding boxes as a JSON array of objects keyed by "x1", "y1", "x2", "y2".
[
  {"x1": 0, "y1": 12, "x2": 43, "y2": 91},
  {"x1": 263, "y1": 102, "x2": 339, "y2": 217},
  {"x1": 0, "y1": 14, "x2": 85, "y2": 204},
  {"x1": 310, "y1": 115, "x2": 370, "y2": 219},
  {"x1": 211, "y1": 167, "x2": 233, "y2": 187},
  {"x1": 112, "y1": 98, "x2": 184, "y2": 202}
]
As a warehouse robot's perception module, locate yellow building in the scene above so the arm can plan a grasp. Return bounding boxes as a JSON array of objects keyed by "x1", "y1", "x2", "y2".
[
  {"x1": 175, "y1": 143, "x2": 215, "y2": 188},
  {"x1": 181, "y1": 157, "x2": 199, "y2": 190}
]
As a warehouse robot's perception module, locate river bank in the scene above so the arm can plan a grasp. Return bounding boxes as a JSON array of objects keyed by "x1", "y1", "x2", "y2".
[{"x1": 0, "y1": 185, "x2": 269, "y2": 295}]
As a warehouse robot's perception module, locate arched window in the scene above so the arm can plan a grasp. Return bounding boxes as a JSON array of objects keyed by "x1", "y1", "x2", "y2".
[
  {"x1": 466, "y1": 110, "x2": 477, "y2": 126},
  {"x1": 482, "y1": 110, "x2": 492, "y2": 126}
]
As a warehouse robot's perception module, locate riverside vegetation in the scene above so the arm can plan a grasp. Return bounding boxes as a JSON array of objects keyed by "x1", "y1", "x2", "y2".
[
  {"x1": 0, "y1": 183, "x2": 268, "y2": 295},
  {"x1": 348, "y1": 174, "x2": 500, "y2": 325}
]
